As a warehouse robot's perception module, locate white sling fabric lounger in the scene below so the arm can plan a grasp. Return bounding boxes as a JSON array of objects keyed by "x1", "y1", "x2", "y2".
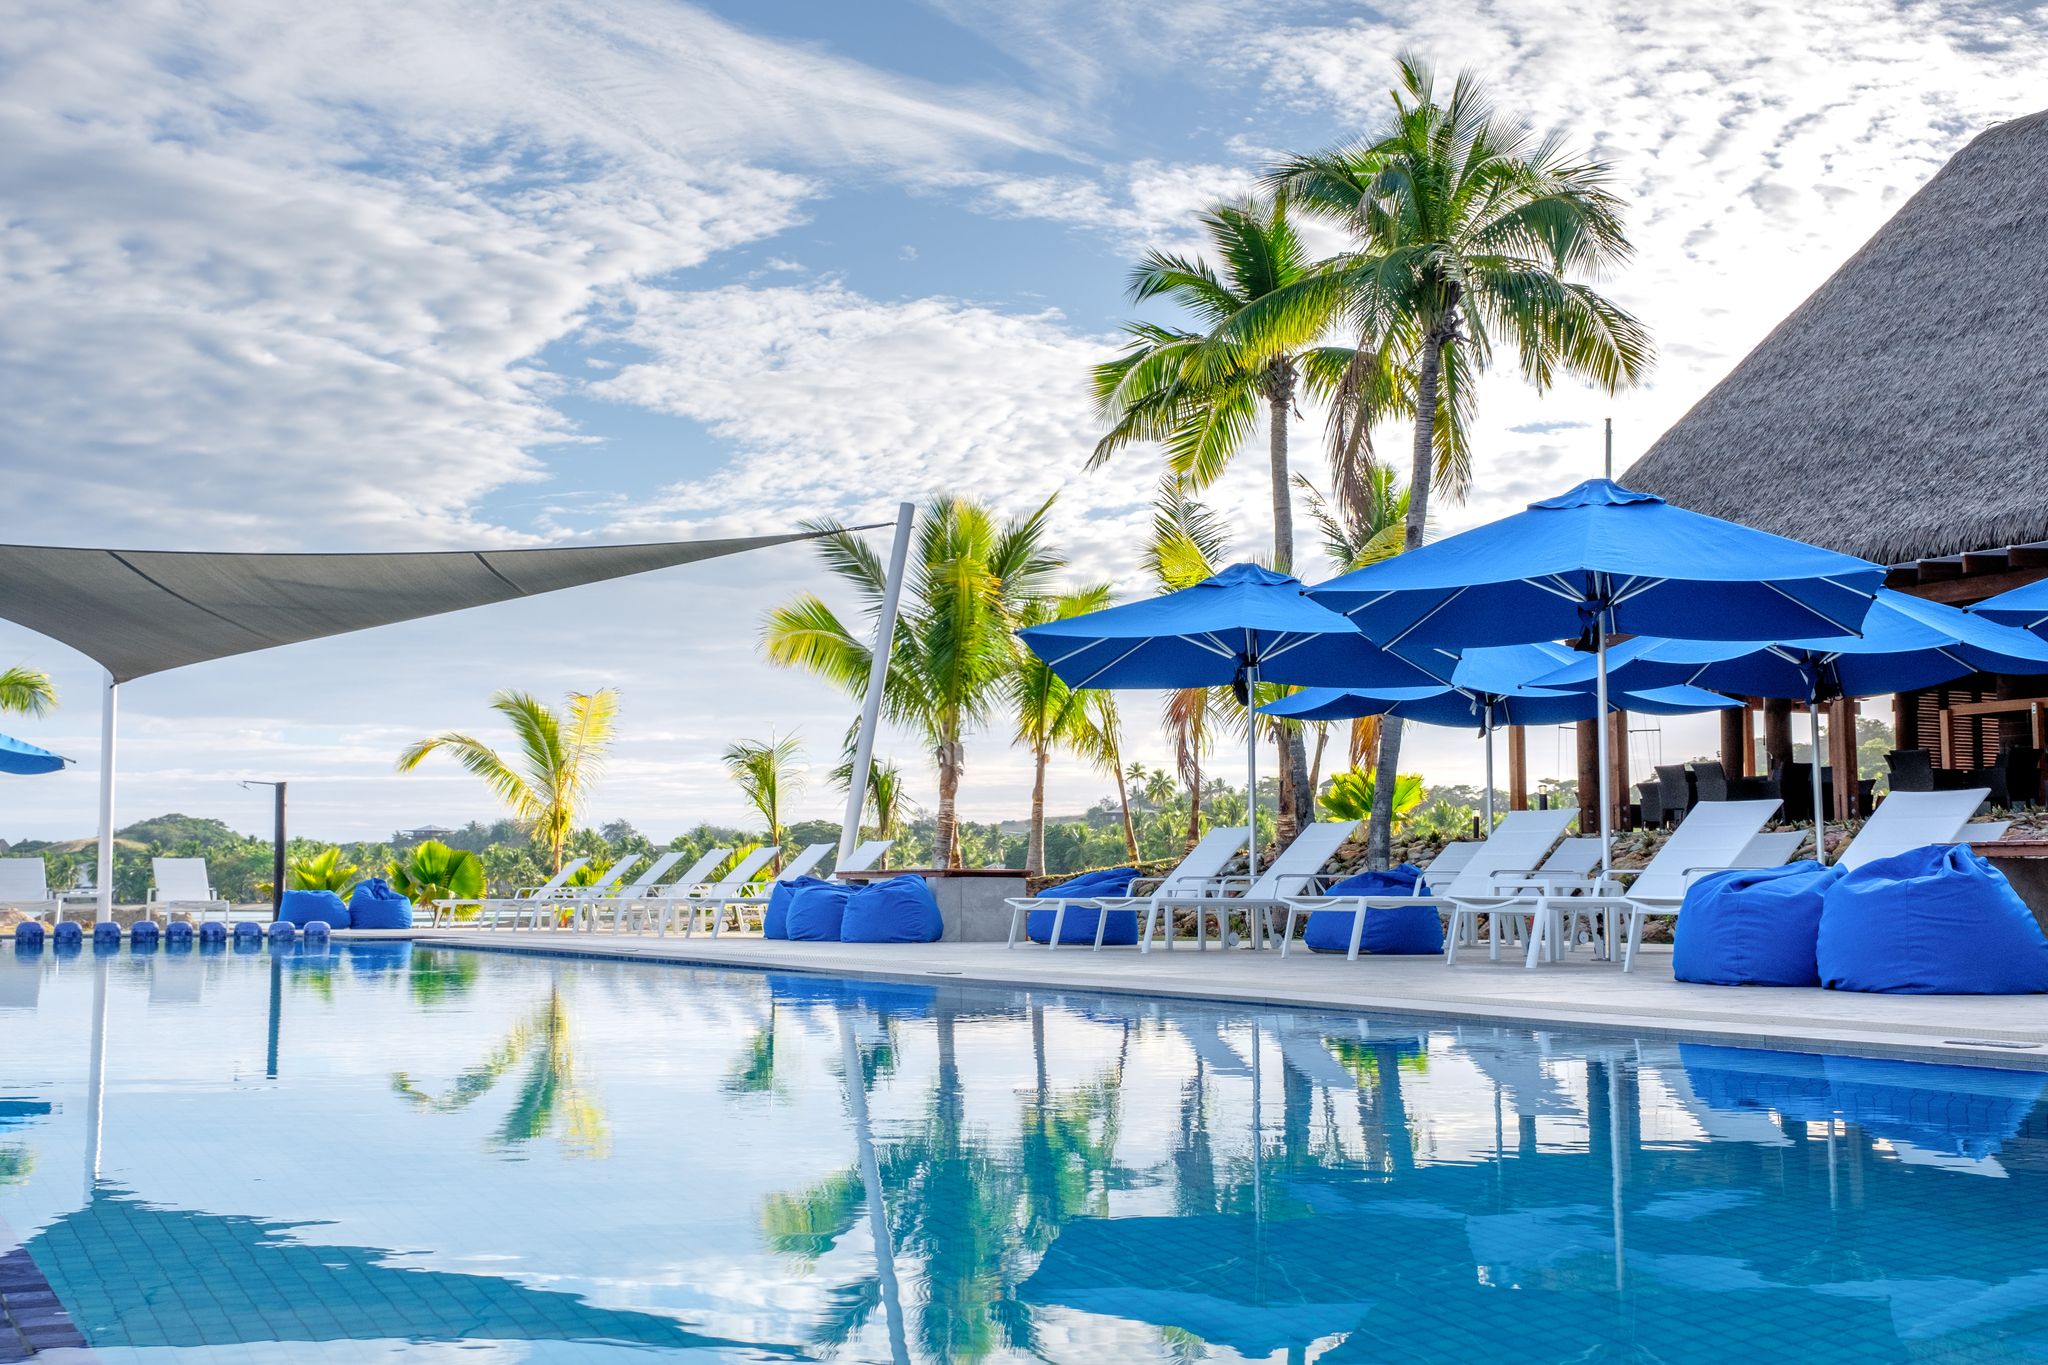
[
  {"x1": 1004, "y1": 827, "x2": 1250, "y2": 952},
  {"x1": 661, "y1": 846, "x2": 780, "y2": 938}
]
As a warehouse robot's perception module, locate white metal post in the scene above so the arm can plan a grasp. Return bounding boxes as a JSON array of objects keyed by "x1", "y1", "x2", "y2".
[
  {"x1": 839, "y1": 502, "x2": 916, "y2": 867},
  {"x1": 1809, "y1": 699, "x2": 1829, "y2": 865},
  {"x1": 1482, "y1": 706, "x2": 1496, "y2": 833},
  {"x1": 1596, "y1": 618, "x2": 1614, "y2": 959},
  {"x1": 1245, "y1": 663, "x2": 1260, "y2": 881},
  {"x1": 96, "y1": 672, "x2": 118, "y2": 921}
]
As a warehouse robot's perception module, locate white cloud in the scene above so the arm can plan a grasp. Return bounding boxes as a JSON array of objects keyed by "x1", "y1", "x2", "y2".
[{"x1": 0, "y1": 0, "x2": 1061, "y2": 547}]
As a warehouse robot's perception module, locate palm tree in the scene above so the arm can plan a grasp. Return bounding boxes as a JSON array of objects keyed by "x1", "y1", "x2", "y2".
[
  {"x1": 722, "y1": 733, "x2": 803, "y2": 870},
  {"x1": 1303, "y1": 464, "x2": 1420, "y2": 774},
  {"x1": 762, "y1": 496, "x2": 1061, "y2": 867},
  {"x1": 1145, "y1": 478, "x2": 1228, "y2": 852},
  {"x1": 1008, "y1": 586, "x2": 1114, "y2": 876},
  {"x1": 396, "y1": 689, "x2": 620, "y2": 873},
  {"x1": 388, "y1": 839, "x2": 487, "y2": 915},
  {"x1": 0, "y1": 665, "x2": 56, "y2": 717},
  {"x1": 832, "y1": 743, "x2": 915, "y2": 869},
  {"x1": 1084, "y1": 693, "x2": 1140, "y2": 861},
  {"x1": 1269, "y1": 55, "x2": 1653, "y2": 866}
]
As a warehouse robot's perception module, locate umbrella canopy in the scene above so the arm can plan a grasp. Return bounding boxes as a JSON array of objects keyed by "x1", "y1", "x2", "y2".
[
  {"x1": 1260, "y1": 682, "x2": 1738, "y2": 728},
  {"x1": 1018, "y1": 562, "x2": 1437, "y2": 691},
  {"x1": 1528, "y1": 589, "x2": 2048, "y2": 700},
  {"x1": 0, "y1": 731, "x2": 69, "y2": 775},
  {"x1": 1970, "y1": 578, "x2": 2048, "y2": 636},
  {"x1": 1306, "y1": 480, "x2": 1884, "y2": 656}
]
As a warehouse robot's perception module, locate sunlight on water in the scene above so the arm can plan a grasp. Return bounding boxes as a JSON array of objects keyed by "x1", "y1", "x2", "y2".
[{"x1": 2, "y1": 941, "x2": 2046, "y2": 1363}]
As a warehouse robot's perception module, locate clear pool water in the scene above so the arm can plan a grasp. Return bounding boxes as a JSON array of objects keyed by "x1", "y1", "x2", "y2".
[{"x1": 2, "y1": 941, "x2": 2046, "y2": 1363}]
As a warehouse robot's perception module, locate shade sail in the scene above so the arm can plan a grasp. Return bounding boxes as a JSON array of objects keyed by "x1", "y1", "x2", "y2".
[{"x1": 0, "y1": 531, "x2": 840, "y2": 682}]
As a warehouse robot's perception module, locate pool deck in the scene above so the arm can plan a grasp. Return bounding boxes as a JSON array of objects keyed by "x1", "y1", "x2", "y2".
[{"x1": 400, "y1": 929, "x2": 2048, "y2": 1070}]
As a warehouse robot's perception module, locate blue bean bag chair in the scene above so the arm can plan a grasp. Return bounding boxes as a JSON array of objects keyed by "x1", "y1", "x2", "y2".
[
  {"x1": 784, "y1": 883, "x2": 852, "y2": 942},
  {"x1": 1818, "y1": 844, "x2": 2048, "y2": 994},
  {"x1": 280, "y1": 889, "x2": 349, "y2": 929},
  {"x1": 1673, "y1": 860, "x2": 1843, "y2": 987},
  {"x1": 765, "y1": 876, "x2": 834, "y2": 940},
  {"x1": 1304, "y1": 865, "x2": 1439, "y2": 954},
  {"x1": 1025, "y1": 868, "x2": 1141, "y2": 945},
  {"x1": 347, "y1": 878, "x2": 413, "y2": 930},
  {"x1": 841, "y1": 874, "x2": 944, "y2": 944}
]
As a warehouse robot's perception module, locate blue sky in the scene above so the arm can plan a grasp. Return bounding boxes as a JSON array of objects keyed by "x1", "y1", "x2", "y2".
[{"x1": 3, "y1": 0, "x2": 2045, "y2": 842}]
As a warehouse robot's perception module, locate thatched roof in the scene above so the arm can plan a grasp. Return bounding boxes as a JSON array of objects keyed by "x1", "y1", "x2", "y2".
[{"x1": 1624, "y1": 109, "x2": 2048, "y2": 565}]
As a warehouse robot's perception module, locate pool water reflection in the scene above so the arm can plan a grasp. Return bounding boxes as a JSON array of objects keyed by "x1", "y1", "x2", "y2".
[{"x1": 2, "y1": 941, "x2": 2046, "y2": 1363}]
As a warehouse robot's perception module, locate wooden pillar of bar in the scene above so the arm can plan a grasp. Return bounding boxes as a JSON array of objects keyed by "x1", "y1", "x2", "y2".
[
  {"x1": 1763, "y1": 699, "x2": 1794, "y2": 779},
  {"x1": 1829, "y1": 697, "x2": 1859, "y2": 820},
  {"x1": 1608, "y1": 710, "x2": 1631, "y2": 831},
  {"x1": 1719, "y1": 706, "x2": 1748, "y2": 778},
  {"x1": 1575, "y1": 719, "x2": 1599, "y2": 831},
  {"x1": 1507, "y1": 725, "x2": 1529, "y2": 811},
  {"x1": 1893, "y1": 692, "x2": 1913, "y2": 752}
]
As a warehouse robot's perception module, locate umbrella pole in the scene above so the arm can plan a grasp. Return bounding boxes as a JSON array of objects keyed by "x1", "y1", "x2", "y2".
[
  {"x1": 1246, "y1": 665, "x2": 1260, "y2": 881},
  {"x1": 1482, "y1": 707, "x2": 1496, "y2": 833},
  {"x1": 1596, "y1": 620, "x2": 1614, "y2": 959},
  {"x1": 96, "y1": 673, "x2": 118, "y2": 923},
  {"x1": 1809, "y1": 699, "x2": 1828, "y2": 865}
]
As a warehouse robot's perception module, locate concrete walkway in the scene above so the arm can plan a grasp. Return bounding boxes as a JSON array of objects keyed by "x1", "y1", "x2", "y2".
[{"x1": 403, "y1": 928, "x2": 2048, "y2": 1070}]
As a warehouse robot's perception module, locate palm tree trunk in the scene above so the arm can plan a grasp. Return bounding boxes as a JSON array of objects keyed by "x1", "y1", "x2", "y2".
[
  {"x1": 1185, "y1": 751, "x2": 1203, "y2": 853},
  {"x1": 1266, "y1": 374, "x2": 1316, "y2": 843},
  {"x1": 1112, "y1": 763, "x2": 1139, "y2": 860},
  {"x1": 935, "y1": 737, "x2": 964, "y2": 868},
  {"x1": 1028, "y1": 748, "x2": 1048, "y2": 877},
  {"x1": 1368, "y1": 327, "x2": 1450, "y2": 869}
]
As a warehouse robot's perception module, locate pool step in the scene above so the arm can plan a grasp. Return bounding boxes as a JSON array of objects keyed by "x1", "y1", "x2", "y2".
[{"x1": 0, "y1": 1246, "x2": 86, "y2": 1359}]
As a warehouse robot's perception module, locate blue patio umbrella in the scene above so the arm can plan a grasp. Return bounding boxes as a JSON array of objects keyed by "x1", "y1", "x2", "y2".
[
  {"x1": 0, "y1": 731, "x2": 70, "y2": 775},
  {"x1": 1528, "y1": 589, "x2": 2048, "y2": 860},
  {"x1": 1020, "y1": 562, "x2": 1439, "y2": 876},
  {"x1": 1306, "y1": 480, "x2": 1885, "y2": 881},
  {"x1": 1971, "y1": 579, "x2": 2048, "y2": 637}
]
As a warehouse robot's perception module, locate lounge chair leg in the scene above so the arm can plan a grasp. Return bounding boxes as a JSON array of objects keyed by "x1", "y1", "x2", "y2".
[
  {"x1": 1623, "y1": 912, "x2": 1643, "y2": 973},
  {"x1": 1092, "y1": 906, "x2": 1110, "y2": 952},
  {"x1": 1444, "y1": 913, "x2": 1460, "y2": 965},
  {"x1": 1488, "y1": 912, "x2": 1502, "y2": 962},
  {"x1": 1523, "y1": 906, "x2": 1547, "y2": 970},
  {"x1": 1007, "y1": 903, "x2": 1022, "y2": 949},
  {"x1": 1141, "y1": 903, "x2": 1155, "y2": 954},
  {"x1": 1048, "y1": 903, "x2": 1067, "y2": 952},
  {"x1": 1346, "y1": 908, "x2": 1366, "y2": 963}
]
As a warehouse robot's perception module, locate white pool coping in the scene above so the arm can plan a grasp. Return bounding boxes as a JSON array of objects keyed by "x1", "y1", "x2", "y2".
[{"x1": 381, "y1": 928, "x2": 2048, "y2": 1071}]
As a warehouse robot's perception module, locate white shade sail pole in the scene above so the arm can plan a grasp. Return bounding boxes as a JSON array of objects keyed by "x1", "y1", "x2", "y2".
[
  {"x1": 839, "y1": 502, "x2": 916, "y2": 866},
  {"x1": 1809, "y1": 699, "x2": 1829, "y2": 865},
  {"x1": 96, "y1": 673, "x2": 118, "y2": 921}
]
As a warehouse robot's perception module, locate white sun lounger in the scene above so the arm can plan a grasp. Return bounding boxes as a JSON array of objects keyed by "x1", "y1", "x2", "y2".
[
  {"x1": 1535, "y1": 799, "x2": 1782, "y2": 972},
  {"x1": 147, "y1": 858, "x2": 233, "y2": 924},
  {"x1": 1836, "y1": 788, "x2": 2002, "y2": 871},
  {"x1": 573, "y1": 851, "x2": 681, "y2": 931},
  {"x1": 1738, "y1": 829, "x2": 1811, "y2": 868},
  {"x1": 592, "y1": 848, "x2": 732, "y2": 933},
  {"x1": 1004, "y1": 826, "x2": 1250, "y2": 952},
  {"x1": 837, "y1": 839, "x2": 896, "y2": 874},
  {"x1": 1280, "y1": 809, "x2": 1574, "y2": 962},
  {"x1": 0, "y1": 857, "x2": 58, "y2": 925},
  {"x1": 450, "y1": 857, "x2": 590, "y2": 930},
  {"x1": 1177, "y1": 820, "x2": 1363, "y2": 951},
  {"x1": 660, "y1": 846, "x2": 781, "y2": 938},
  {"x1": 1419, "y1": 841, "x2": 1482, "y2": 893},
  {"x1": 704, "y1": 843, "x2": 838, "y2": 937}
]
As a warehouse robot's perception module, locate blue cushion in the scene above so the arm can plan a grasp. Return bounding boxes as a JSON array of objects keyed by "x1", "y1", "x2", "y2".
[
  {"x1": 1673, "y1": 860, "x2": 1842, "y2": 986},
  {"x1": 280, "y1": 889, "x2": 349, "y2": 929},
  {"x1": 784, "y1": 883, "x2": 852, "y2": 941},
  {"x1": 347, "y1": 878, "x2": 413, "y2": 930},
  {"x1": 1026, "y1": 867, "x2": 1140, "y2": 945},
  {"x1": 765, "y1": 876, "x2": 833, "y2": 940},
  {"x1": 1818, "y1": 844, "x2": 2048, "y2": 994},
  {"x1": 1304, "y1": 865, "x2": 1440, "y2": 954},
  {"x1": 840, "y1": 874, "x2": 944, "y2": 944}
]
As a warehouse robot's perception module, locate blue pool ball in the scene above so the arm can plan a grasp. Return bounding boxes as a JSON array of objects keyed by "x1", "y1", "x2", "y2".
[
  {"x1": 198, "y1": 921, "x2": 229, "y2": 943},
  {"x1": 13, "y1": 922, "x2": 45, "y2": 949},
  {"x1": 267, "y1": 921, "x2": 296, "y2": 943},
  {"x1": 302, "y1": 919, "x2": 332, "y2": 939},
  {"x1": 52, "y1": 921, "x2": 83, "y2": 947},
  {"x1": 231, "y1": 921, "x2": 262, "y2": 941},
  {"x1": 93, "y1": 921, "x2": 123, "y2": 946}
]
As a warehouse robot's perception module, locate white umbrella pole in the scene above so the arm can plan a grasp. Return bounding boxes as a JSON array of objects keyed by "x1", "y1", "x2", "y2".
[
  {"x1": 1246, "y1": 663, "x2": 1260, "y2": 881},
  {"x1": 95, "y1": 673, "x2": 118, "y2": 922},
  {"x1": 1596, "y1": 620, "x2": 1614, "y2": 959},
  {"x1": 1482, "y1": 707, "x2": 1496, "y2": 833},
  {"x1": 1809, "y1": 699, "x2": 1828, "y2": 865}
]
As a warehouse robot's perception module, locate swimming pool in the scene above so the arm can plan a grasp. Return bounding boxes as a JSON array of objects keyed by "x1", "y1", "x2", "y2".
[{"x1": 1, "y1": 941, "x2": 2044, "y2": 1363}]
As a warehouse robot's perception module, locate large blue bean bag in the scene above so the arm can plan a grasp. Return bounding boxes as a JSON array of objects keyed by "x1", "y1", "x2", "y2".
[
  {"x1": 1026, "y1": 867, "x2": 1141, "y2": 945},
  {"x1": 1304, "y1": 865, "x2": 1439, "y2": 954},
  {"x1": 841, "y1": 874, "x2": 944, "y2": 944},
  {"x1": 1673, "y1": 860, "x2": 1843, "y2": 987},
  {"x1": 347, "y1": 878, "x2": 414, "y2": 930},
  {"x1": 784, "y1": 883, "x2": 852, "y2": 942},
  {"x1": 764, "y1": 876, "x2": 833, "y2": 940},
  {"x1": 280, "y1": 889, "x2": 349, "y2": 929},
  {"x1": 1818, "y1": 844, "x2": 2048, "y2": 994}
]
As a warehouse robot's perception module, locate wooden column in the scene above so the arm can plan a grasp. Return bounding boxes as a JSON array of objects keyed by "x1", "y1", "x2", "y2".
[
  {"x1": 1893, "y1": 692, "x2": 1913, "y2": 752},
  {"x1": 1829, "y1": 697, "x2": 1859, "y2": 819},
  {"x1": 1763, "y1": 699, "x2": 1794, "y2": 779},
  {"x1": 1608, "y1": 710, "x2": 1631, "y2": 831},
  {"x1": 1575, "y1": 719, "x2": 1599, "y2": 831},
  {"x1": 1719, "y1": 707, "x2": 1748, "y2": 778},
  {"x1": 1507, "y1": 725, "x2": 1529, "y2": 811}
]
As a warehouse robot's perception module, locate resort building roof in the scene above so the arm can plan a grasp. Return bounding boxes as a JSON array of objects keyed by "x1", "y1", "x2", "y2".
[{"x1": 1624, "y1": 108, "x2": 2048, "y2": 582}]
